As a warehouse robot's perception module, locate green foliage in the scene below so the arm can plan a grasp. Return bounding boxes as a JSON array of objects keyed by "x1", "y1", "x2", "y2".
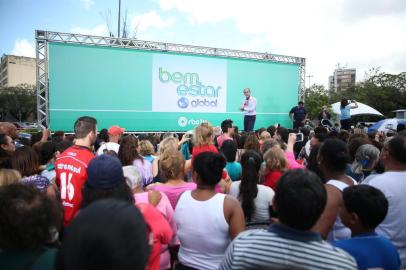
[
  {"x1": 304, "y1": 85, "x2": 331, "y2": 119},
  {"x1": 0, "y1": 84, "x2": 36, "y2": 121},
  {"x1": 329, "y1": 70, "x2": 406, "y2": 118}
]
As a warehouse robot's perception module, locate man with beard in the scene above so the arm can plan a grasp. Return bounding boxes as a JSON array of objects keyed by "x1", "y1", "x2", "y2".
[{"x1": 55, "y1": 116, "x2": 97, "y2": 226}]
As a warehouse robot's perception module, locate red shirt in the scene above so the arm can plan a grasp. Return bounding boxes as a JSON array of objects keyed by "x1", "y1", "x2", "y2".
[
  {"x1": 192, "y1": 144, "x2": 218, "y2": 161},
  {"x1": 262, "y1": 170, "x2": 283, "y2": 190},
  {"x1": 137, "y1": 203, "x2": 173, "y2": 270},
  {"x1": 191, "y1": 144, "x2": 228, "y2": 186},
  {"x1": 55, "y1": 145, "x2": 95, "y2": 226}
]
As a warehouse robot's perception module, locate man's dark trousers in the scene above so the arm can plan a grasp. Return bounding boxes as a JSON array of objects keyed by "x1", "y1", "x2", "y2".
[{"x1": 244, "y1": 115, "x2": 256, "y2": 132}]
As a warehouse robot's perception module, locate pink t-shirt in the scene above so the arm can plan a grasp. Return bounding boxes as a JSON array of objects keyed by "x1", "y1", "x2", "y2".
[
  {"x1": 134, "y1": 191, "x2": 177, "y2": 270},
  {"x1": 136, "y1": 203, "x2": 173, "y2": 270},
  {"x1": 285, "y1": 150, "x2": 305, "y2": 169},
  {"x1": 150, "y1": 182, "x2": 197, "y2": 209},
  {"x1": 217, "y1": 134, "x2": 233, "y2": 148}
]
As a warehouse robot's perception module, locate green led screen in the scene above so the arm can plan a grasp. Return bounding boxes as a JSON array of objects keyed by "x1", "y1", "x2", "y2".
[{"x1": 48, "y1": 42, "x2": 300, "y2": 131}]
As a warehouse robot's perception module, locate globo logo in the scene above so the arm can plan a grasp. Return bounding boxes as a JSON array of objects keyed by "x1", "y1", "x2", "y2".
[
  {"x1": 178, "y1": 97, "x2": 189, "y2": 109},
  {"x1": 177, "y1": 97, "x2": 218, "y2": 109}
]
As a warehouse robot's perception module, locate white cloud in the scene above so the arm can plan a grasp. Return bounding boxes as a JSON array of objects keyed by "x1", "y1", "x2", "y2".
[
  {"x1": 158, "y1": 0, "x2": 406, "y2": 86},
  {"x1": 70, "y1": 25, "x2": 109, "y2": 36},
  {"x1": 80, "y1": 0, "x2": 94, "y2": 10},
  {"x1": 11, "y1": 39, "x2": 35, "y2": 58},
  {"x1": 130, "y1": 11, "x2": 176, "y2": 35}
]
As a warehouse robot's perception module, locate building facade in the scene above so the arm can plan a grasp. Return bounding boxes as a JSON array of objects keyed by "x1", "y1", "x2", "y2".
[
  {"x1": 328, "y1": 68, "x2": 356, "y2": 92},
  {"x1": 0, "y1": 54, "x2": 36, "y2": 88}
]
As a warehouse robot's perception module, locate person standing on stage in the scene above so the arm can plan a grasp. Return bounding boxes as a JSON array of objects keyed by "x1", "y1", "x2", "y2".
[
  {"x1": 240, "y1": 88, "x2": 257, "y2": 132},
  {"x1": 289, "y1": 101, "x2": 308, "y2": 129},
  {"x1": 340, "y1": 98, "x2": 358, "y2": 130}
]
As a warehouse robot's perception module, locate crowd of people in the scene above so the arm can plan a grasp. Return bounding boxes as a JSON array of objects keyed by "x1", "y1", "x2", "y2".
[{"x1": 0, "y1": 114, "x2": 405, "y2": 270}]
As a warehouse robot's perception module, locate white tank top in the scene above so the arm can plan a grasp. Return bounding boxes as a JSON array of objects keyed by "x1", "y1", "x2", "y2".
[
  {"x1": 326, "y1": 178, "x2": 357, "y2": 242},
  {"x1": 174, "y1": 190, "x2": 229, "y2": 270}
]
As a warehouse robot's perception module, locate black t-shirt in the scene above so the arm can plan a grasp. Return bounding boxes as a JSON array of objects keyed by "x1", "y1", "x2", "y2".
[
  {"x1": 289, "y1": 106, "x2": 307, "y2": 121},
  {"x1": 318, "y1": 111, "x2": 331, "y2": 120}
]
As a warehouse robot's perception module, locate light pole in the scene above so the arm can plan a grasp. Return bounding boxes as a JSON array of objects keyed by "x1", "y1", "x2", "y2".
[
  {"x1": 118, "y1": 0, "x2": 121, "y2": 37},
  {"x1": 307, "y1": 75, "x2": 314, "y2": 89}
]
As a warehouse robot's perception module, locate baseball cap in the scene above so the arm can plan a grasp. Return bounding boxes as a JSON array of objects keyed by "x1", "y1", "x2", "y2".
[
  {"x1": 86, "y1": 155, "x2": 124, "y2": 189},
  {"x1": 108, "y1": 125, "x2": 125, "y2": 136}
]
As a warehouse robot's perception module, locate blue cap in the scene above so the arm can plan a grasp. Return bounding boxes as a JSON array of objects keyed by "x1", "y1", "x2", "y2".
[{"x1": 86, "y1": 155, "x2": 124, "y2": 189}]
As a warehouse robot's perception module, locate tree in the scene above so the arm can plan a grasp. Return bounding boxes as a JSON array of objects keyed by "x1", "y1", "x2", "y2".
[
  {"x1": 0, "y1": 84, "x2": 36, "y2": 122},
  {"x1": 329, "y1": 70, "x2": 406, "y2": 118},
  {"x1": 304, "y1": 84, "x2": 331, "y2": 120}
]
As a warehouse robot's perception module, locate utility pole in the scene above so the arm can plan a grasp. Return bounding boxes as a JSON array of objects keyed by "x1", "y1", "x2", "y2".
[
  {"x1": 117, "y1": 0, "x2": 121, "y2": 38},
  {"x1": 307, "y1": 75, "x2": 314, "y2": 89}
]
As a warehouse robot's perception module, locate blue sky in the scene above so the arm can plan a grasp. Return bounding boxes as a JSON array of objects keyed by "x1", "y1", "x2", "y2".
[{"x1": 1, "y1": 0, "x2": 406, "y2": 86}]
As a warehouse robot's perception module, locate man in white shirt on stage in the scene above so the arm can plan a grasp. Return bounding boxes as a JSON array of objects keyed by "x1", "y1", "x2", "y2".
[{"x1": 240, "y1": 87, "x2": 257, "y2": 132}]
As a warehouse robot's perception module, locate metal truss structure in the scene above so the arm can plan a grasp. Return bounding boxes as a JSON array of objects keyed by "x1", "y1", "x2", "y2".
[
  {"x1": 36, "y1": 31, "x2": 49, "y2": 128},
  {"x1": 36, "y1": 30, "x2": 306, "y2": 127}
]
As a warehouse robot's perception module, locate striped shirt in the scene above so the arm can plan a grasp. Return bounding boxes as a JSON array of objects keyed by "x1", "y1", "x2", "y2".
[{"x1": 219, "y1": 223, "x2": 357, "y2": 270}]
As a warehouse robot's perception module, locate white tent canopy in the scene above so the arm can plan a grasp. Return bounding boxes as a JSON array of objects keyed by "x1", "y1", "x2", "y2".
[{"x1": 331, "y1": 101, "x2": 383, "y2": 116}]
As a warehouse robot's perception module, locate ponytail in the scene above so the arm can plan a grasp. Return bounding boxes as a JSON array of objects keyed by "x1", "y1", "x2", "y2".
[{"x1": 239, "y1": 151, "x2": 262, "y2": 222}]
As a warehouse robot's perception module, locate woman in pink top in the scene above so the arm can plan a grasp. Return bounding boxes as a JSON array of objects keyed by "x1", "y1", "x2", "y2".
[
  {"x1": 123, "y1": 165, "x2": 176, "y2": 270},
  {"x1": 274, "y1": 128, "x2": 304, "y2": 169},
  {"x1": 147, "y1": 149, "x2": 196, "y2": 209}
]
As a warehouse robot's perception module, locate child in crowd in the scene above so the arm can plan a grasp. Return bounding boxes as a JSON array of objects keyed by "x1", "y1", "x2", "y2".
[
  {"x1": 139, "y1": 140, "x2": 156, "y2": 164},
  {"x1": 190, "y1": 122, "x2": 231, "y2": 189},
  {"x1": 259, "y1": 131, "x2": 271, "y2": 152},
  {"x1": 38, "y1": 141, "x2": 58, "y2": 183},
  {"x1": 191, "y1": 122, "x2": 218, "y2": 159},
  {"x1": 261, "y1": 146, "x2": 288, "y2": 190},
  {"x1": 334, "y1": 185, "x2": 400, "y2": 270},
  {"x1": 220, "y1": 140, "x2": 241, "y2": 181}
]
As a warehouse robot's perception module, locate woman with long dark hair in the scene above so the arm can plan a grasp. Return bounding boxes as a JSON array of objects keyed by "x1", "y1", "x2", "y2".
[
  {"x1": 340, "y1": 98, "x2": 358, "y2": 130},
  {"x1": 11, "y1": 146, "x2": 56, "y2": 198},
  {"x1": 228, "y1": 150, "x2": 274, "y2": 223},
  {"x1": 118, "y1": 136, "x2": 153, "y2": 186}
]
